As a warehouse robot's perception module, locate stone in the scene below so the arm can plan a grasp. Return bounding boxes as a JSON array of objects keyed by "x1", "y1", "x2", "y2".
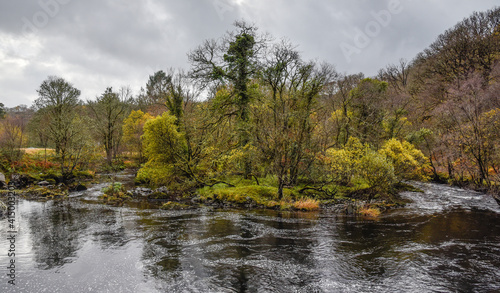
[
  {"x1": 130, "y1": 187, "x2": 152, "y2": 197},
  {"x1": 38, "y1": 181, "x2": 50, "y2": 187},
  {"x1": 75, "y1": 184, "x2": 87, "y2": 191},
  {"x1": 0, "y1": 173, "x2": 6, "y2": 189},
  {"x1": 154, "y1": 186, "x2": 169, "y2": 194},
  {"x1": 10, "y1": 173, "x2": 34, "y2": 189}
]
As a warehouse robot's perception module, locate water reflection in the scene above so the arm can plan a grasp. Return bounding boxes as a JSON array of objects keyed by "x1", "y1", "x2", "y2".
[
  {"x1": 0, "y1": 184, "x2": 499, "y2": 292},
  {"x1": 27, "y1": 201, "x2": 89, "y2": 269}
]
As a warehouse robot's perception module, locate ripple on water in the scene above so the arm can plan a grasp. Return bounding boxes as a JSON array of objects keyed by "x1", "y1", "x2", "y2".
[
  {"x1": 400, "y1": 181, "x2": 500, "y2": 215},
  {"x1": 2, "y1": 182, "x2": 500, "y2": 292}
]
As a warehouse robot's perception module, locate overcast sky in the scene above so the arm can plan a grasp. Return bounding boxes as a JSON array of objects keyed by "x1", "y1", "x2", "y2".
[{"x1": 0, "y1": 0, "x2": 498, "y2": 107}]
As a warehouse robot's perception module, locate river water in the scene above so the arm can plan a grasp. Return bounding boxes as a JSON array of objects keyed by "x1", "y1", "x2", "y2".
[{"x1": 1, "y1": 181, "x2": 499, "y2": 292}]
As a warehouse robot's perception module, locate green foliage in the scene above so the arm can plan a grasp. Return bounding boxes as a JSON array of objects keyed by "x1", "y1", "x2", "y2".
[
  {"x1": 122, "y1": 110, "x2": 153, "y2": 161},
  {"x1": 325, "y1": 136, "x2": 398, "y2": 192},
  {"x1": 135, "y1": 161, "x2": 176, "y2": 186},
  {"x1": 142, "y1": 112, "x2": 184, "y2": 162},
  {"x1": 359, "y1": 149, "x2": 396, "y2": 190},
  {"x1": 0, "y1": 103, "x2": 5, "y2": 119},
  {"x1": 326, "y1": 137, "x2": 365, "y2": 185},
  {"x1": 379, "y1": 138, "x2": 429, "y2": 181},
  {"x1": 102, "y1": 182, "x2": 124, "y2": 196}
]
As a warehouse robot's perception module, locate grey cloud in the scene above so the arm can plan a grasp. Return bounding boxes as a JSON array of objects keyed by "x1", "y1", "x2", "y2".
[{"x1": 0, "y1": 0, "x2": 498, "y2": 107}]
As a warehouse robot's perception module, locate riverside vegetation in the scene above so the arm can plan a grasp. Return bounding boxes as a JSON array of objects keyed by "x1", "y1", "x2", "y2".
[{"x1": 1, "y1": 8, "x2": 500, "y2": 215}]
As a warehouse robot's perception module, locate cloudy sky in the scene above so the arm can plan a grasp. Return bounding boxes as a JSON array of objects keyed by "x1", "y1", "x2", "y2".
[{"x1": 0, "y1": 0, "x2": 498, "y2": 107}]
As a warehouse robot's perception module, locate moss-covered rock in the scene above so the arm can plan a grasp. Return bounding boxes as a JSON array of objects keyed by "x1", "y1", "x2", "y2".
[{"x1": 19, "y1": 186, "x2": 68, "y2": 199}]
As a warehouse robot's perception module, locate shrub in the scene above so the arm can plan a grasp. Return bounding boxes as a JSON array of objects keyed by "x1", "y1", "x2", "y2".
[
  {"x1": 135, "y1": 162, "x2": 176, "y2": 186},
  {"x1": 359, "y1": 149, "x2": 396, "y2": 190},
  {"x1": 379, "y1": 138, "x2": 429, "y2": 181},
  {"x1": 325, "y1": 137, "x2": 366, "y2": 185},
  {"x1": 102, "y1": 182, "x2": 126, "y2": 197}
]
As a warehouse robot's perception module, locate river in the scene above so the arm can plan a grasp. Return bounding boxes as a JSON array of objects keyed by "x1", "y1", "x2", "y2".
[{"x1": 1, "y1": 181, "x2": 499, "y2": 292}]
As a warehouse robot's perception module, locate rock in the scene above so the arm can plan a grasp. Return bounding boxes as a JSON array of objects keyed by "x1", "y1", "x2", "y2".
[
  {"x1": 154, "y1": 186, "x2": 169, "y2": 194},
  {"x1": 0, "y1": 173, "x2": 7, "y2": 189},
  {"x1": 129, "y1": 187, "x2": 152, "y2": 197},
  {"x1": 10, "y1": 173, "x2": 34, "y2": 189},
  {"x1": 38, "y1": 181, "x2": 50, "y2": 187},
  {"x1": 492, "y1": 194, "x2": 500, "y2": 206},
  {"x1": 74, "y1": 183, "x2": 87, "y2": 191}
]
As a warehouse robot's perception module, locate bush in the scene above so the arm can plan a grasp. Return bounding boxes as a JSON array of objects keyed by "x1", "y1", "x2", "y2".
[
  {"x1": 102, "y1": 182, "x2": 125, "y2": 197},
  {"x1": 379, "y1": 138, "x2": 429, "y2": 181},
  {"x1": 325, "y1": 137, "x2": 366, "y2": 185},
  {"x1": 359, "y1": 149, "x2": 396, "y2": 190},
  {"x1": 135, "y1": 162, "x2": 176, "y2": 186}
]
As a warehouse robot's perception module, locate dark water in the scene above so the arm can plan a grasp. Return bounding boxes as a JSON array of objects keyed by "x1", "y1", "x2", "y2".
[{"x1": 1, "y1": 182, "x2": 500, "y2": 292}]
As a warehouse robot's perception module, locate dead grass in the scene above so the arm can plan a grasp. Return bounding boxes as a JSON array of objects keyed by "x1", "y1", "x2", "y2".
[
  {"x1": 21, "y1": 148, "x2": 55, "y2": 155},
  {"x1": 359, "y1": 206, "x2": 381, "y2": 218},
  {"x1": 293, "y1": 198, "x2": 320, "y2": 211}
]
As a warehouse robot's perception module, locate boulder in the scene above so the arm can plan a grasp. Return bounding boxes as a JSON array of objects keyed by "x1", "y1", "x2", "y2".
[
  {"x1": 38, "y1": 181, "x2": 50, "y2": 187},
  {"x1": 10, "y1": 173, "x2": 34, "y2": 189},
  {"x1": 74, "y1": 183, "x2": 87, "y2": 191},
  {"x1": 0, "y1": 172, "x2": 6, "y2": 190},
  {"x1": 154, "y1": 186, "x2": 169, "y2": 194},
  {"x1": 129, "y1": 187, "x2": 152, "y2": 197}
]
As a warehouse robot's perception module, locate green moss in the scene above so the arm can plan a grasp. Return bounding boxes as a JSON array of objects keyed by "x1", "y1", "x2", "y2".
[
  {"x1": 20, "y1": 187, "x2": 68, "y2": 199},
  {"x1": 198, "y1": 185, "x2": 279, "y2": 205},
  {"x1": 73, "y1": 170, "x2": 95, "y2": 180}
]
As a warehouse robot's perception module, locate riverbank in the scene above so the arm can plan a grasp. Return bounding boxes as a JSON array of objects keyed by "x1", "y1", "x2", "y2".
[{"x1": 0, "y1": 169, "x2": 420, "y2": 218}]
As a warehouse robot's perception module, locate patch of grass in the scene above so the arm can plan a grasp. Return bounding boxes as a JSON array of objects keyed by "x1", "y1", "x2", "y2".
[
  {"x1": 198, "y1": 183, "x2": 322, "y2": 211},
  {"x1": 359, "y1": 206, "x2": 381, "y2": 218},
  {"x1": 198, "y1": 185, "x2": 279, "y2": 206},
  {"x1": 293, "y1": 198, "x2": 320, "y2": 211}
]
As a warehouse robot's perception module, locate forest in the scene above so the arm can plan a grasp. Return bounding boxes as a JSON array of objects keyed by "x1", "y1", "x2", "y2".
[{"x1": 1, "y1": 7, "x2": 499, "y2": 212}]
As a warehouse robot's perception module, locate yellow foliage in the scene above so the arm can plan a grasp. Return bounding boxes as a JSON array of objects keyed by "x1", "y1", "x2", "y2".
[
  {"x1": 325, "y1": 137, "x2": 366, "y2": 184},
  {"x1": 122, "y1": 110, "x2": 153, "y2": 156},
  {"x1": 359, "y1": 149, "x2": 396, "y2": 189},
  {"x1": 142, "y1": 112, "x2": 184, "y2": 162},
  {"x1": 359, "y1": 206, "x2": 381, "y2": 217},
  {"x1": 379, "y1": 138, "x2": 429, "y2": 181}
]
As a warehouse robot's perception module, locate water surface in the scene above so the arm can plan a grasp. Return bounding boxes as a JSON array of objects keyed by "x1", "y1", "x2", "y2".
[{"x1": 1, "y1": 182, "x2": 499, "y2": 292}]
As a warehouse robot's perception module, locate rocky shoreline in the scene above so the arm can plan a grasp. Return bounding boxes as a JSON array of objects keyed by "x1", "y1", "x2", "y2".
[{"x1": 0, "y1": 171, "x2": 410, "y2": 216}]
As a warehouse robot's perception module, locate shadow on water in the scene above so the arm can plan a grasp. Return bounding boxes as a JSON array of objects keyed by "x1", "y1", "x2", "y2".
[{"x1": 0, "y1": 182, "x2": 499, "y2": 292}]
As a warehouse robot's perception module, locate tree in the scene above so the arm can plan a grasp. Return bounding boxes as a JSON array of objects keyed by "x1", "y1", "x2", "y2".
[
  {"x1": 326, "y1": 73, "x2": 364, "y2": 147},
  {"x1": 189, "y1": 20, "x2": 267, "y2": 177},
  {"x1": 144, "y1": 69, "x2": 195, "y2": 122},
  {"x1": 138, "y1": 112, "x2": 185, "y2": 186},
  {"x1": 28, "y1": 109, "x2": 52, "y2": 163},
  {"x1": 122, "y1": 110, "x2": 153, "y2": 163},
  {"x1": 34, "y1": 76, "x2": 84, "y2": 179},
  {"x1": 254, "y1": 40, "x2": 336, "y2": 198},
  {"x1": 349, "y1": 78, "x2": 388, "y2": 147},
  {"x1": 0, "y1": 103, "x2": 5, "y2": 119},
  {"x1": 87, "y1": 87, "x2": 131, "y2": 164},
  {"x1": 35, "y1": 76, "x2": 81, "y2": 154},
  {"x1": 379, "y1": 138, "x2": 429, "y2": 181},
  {"x1": 0, "y1": 114, "x2": 26, "y2": 164}
]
